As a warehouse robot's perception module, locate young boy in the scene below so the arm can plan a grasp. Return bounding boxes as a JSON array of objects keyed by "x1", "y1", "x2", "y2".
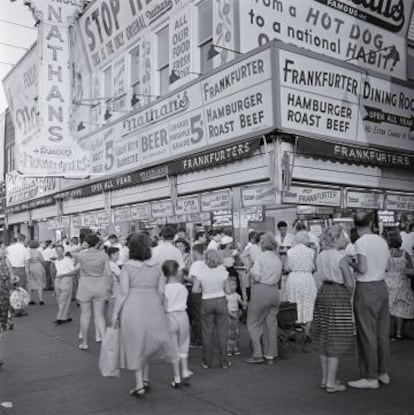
[
  {"x1": 226, "y1": 276, "x2": 246, "y2": 356},
  {"x1": 162, "y1": 260, "x2": 193, "y2": 388}
]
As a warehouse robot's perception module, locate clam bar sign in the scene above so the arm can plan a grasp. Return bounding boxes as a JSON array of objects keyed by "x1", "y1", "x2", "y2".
[{"x1": 283, "y1": 186, "x2": 341, "y2": 206}]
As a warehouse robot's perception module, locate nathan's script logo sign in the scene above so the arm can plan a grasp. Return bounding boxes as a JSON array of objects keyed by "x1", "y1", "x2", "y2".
[
  {"x1": 363, "y1": 106, "x2": 414, "y2": 130},
  {"x1": 315, "y1": 0, "x2": 406, "y2": 33}
]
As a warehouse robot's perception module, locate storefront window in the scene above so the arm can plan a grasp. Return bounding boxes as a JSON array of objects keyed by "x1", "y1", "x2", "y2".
[
  {"x1": 157, "y1": 26, "x2": 169, "y2": 95},
  {"x1": 198, "y1": 0, "x2": 213, "y2": 74}
]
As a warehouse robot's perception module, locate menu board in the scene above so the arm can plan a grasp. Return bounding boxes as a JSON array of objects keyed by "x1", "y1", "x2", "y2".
[
  {"x1": 346, "y1": 190, "x2": 384, "y2": 209},
  {"x1": 242, "y1": 183, "x2": 276, "y2": 207},
  {"x1": 151, "y1": 200, "x2": 174, "y2": 218},
  {"x1": 113, "y1": 206, "x2": 131, "y2": 222},
  {"x1": 200, "y1": 190, "x2": 232, "y2": 212},
  {"x1": 130, "y1": 203, "x2": 151, "y2": 220},
  {"x1": 283, "y1": 186, "x2": 341, "y2": 207},
  {"x1": 385, "y1": 193, "x2": 414, "y2": 211}
]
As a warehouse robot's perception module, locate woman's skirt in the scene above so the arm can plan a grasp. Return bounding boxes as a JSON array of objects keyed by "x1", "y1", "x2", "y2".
[
  {"x1": 28, "y1": 263, "x2": 46, "y2": 290},
  {"x1": 120, "y1": 288, "x2": 178, "y2": 370},
  {"x1": 312, "y1": 282, "x2": 355, "y2": 357}
]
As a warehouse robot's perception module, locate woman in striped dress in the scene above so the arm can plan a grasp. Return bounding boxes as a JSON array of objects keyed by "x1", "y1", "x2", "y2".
[{"x1": 312, "y1": 225, "x2": 354, "y2": 393}]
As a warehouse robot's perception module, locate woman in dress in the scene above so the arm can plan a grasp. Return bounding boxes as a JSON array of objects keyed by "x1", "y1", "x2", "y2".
[
  {"x1": 25, "y1": 240, "x2": 46, "y2": 305},
  {"x1": 0, "y1": 246, "x2": 14, "y2": 368},
  {"x1": 312, "y1": 225, "x2": 354, "y2": 393},
  {"x1": 75, "y1": 233, "x2": 111, "y2": 350},
  {"x1": 192, "y1": 249, "x2": 231, "y2": 369},
  {"x1": 112, "y1": 233, "x2": 177, "y2": 398},
  {"x1": 384, "y1": 230, "x2": 414, "y2": 339},
  {"x1": 174, "y1": 238, "x2": 191, "y2": 273},
  {"x1": 284, "y1": 231, "x2": 317, "y2": 345},
  {"x1": 246, "y1": 233, "x2": 282, "y2": 365}
]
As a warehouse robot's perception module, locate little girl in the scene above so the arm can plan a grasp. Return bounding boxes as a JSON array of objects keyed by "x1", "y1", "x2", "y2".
[{"x1": 162, "y1": 260, "x2": 193, "y2": 388}]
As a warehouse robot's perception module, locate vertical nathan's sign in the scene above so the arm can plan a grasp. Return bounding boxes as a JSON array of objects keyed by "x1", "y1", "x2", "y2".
[{"x1": 21, "y1": 0, "x2": 90, "y2": 177}]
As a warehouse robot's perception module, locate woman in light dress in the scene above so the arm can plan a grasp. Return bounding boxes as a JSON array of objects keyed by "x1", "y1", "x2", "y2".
[
  {"x1": 384, "y1": 230, "x2": 414, "y2": 339},
  {"x1": 26, "y1": 240, "x2": 46, "y2": 305},
  {"x1": 284, "y1": 231, "x2": 317, "y2": 344},
  {"x1": 112, "y1": 233, "x2": 177, "y2": 398}
]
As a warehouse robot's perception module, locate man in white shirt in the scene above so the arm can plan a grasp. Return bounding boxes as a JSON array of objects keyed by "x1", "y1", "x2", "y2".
[
  {"x1": 54, "y1": 245, "x2": 78, "y2": 324},
  {"x1": 275, "y1": 221, "x2": 295, "y2": 252},
  {"x1": 153, "y1": 226, "x2": 185, "y2": 270},
  {"x1": 207, "y1": 229, "x2": 224, "y2": 250},
  {"x1": 7, "y1": 234, "x2": 29, "y2": 289},
  {"x1": 348, "y1": 211, "x2": 391, "y2": 390}
]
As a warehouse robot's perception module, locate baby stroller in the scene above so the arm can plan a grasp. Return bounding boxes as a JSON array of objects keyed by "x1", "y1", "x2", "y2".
[{"x1": 277, "y1": 301, "x2": 297, "y2": 359}]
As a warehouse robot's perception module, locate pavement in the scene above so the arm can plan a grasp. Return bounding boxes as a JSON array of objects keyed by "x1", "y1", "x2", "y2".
[{"x1": 0, "y1": 291, "x2": 413, "y2": 415}]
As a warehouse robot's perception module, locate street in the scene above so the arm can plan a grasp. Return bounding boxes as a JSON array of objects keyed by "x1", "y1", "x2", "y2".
[{"x1": 0, "y1": 292, "x2": 413, "y2": 415}]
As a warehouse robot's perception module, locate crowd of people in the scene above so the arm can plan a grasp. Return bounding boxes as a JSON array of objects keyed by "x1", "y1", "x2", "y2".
[{"x1": 0, "y1": 212, "x2": 413, "y2": 396}]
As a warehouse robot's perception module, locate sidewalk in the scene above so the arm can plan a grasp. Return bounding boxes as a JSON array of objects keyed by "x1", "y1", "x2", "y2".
[{"x1": 0, "y1": 291, "x2": 413, "y2": 415}]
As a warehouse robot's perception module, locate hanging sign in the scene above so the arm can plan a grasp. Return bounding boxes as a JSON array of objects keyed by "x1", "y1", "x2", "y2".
[
  {"x1": 96, "y1": 210, "x2": 110, "y2": 225},
  {"x1": 83, "y1": 212, "x2": 98, "y2": 227},
  {"x1": 212, "y1": 209, "x2": 233, "y2": 227},
  {"x1": 200, "y1": 190, "x2": 232, "y2": 212},
  {"x1": 239, "y1": 0, "x2": 410, "y2": 79},
  {"x1": 175, "y1": 195, "x2": 200, "y2": 215},
  {"x1": 19, "y1": 1, "x2": 90, "y2": 176},
  {"x1": 71, "y1": 215, "x2": 83, "y2": 228},
  {"x1": 130, "y1": 203, "x2": 151, "y2": 221},
  {"x1": 346, "y1": 190, "x2": 384, "y2": 209},
  {"x1": 242, "y1": 183, "x2": 276, "y2": 207},
  {"x1": 283, "y1": 186, "x2": 341, "y2": 206},
  {"x1": 151, "y1": 200, "x2": 174, "y2": 218},
  {"x1": 385, "y1": 193, "x2": 414, "y2": 211},
  {"x1": 113, "y1": 206, "x2": 131, "y2": 222}
]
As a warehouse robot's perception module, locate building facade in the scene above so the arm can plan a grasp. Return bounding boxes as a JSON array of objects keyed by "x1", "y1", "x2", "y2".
[{"x1": 4, "y1": 0, "x2": 414, "y2": 243}]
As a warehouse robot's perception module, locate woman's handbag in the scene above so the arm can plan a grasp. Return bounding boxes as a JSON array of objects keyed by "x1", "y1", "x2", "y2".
[{"x1": 99, "y1": 325, "x2": 120, "y2": 377}]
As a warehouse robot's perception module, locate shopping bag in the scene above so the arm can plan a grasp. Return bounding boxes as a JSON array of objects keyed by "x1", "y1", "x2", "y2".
[
  {"x1": 99, "y1": 326, "x2": 120, "y2": 377},
  {"x1": 9, "y1": 288, "x2": 30, "y2": 312}
]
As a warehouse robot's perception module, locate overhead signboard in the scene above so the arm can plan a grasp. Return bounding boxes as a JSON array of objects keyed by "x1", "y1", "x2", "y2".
[
  {"x1": 200, "y1": 190, "x2": 232, "y2": 212},
  {"x1": 130, "y1": 203, "x2": 151, "y2": 221},
  {"x1": 81, "y1": 47, "x2": 273, "y2": 177},
  {"x1": 239, "y1": 0, "x2": 410, "y2": 79},
  {"x1": 346, "y1": 190, "x2": 384, "y2": 209},
  {"x1": 242, "y1": 182, "x2": 277, "y2": 207},
  {"x1": 278, "y1": 48, "x2": 414, "y2": 152},
  {"x1": 6, "y1": 172, "x2": 57, "y2": 207},
  {"x1": 113, "y1": 206, "x2": 131, "y2": 222},
  {"x1": 297, "y1": 138, "x2": 414, "y2": 170},
  {"x1": 79, "y1": 0, "x2": 190, "y2": 69},
  {"x1": 359, "y1": 76, "x2": 414, "y2": 152},
  {"x1": 385, "y1": 193, "x2": 414, "y2": 211},
  {"x1": 14, "y1": 1, "x2": 91, "y2": 177},
  {"x1": 175, "y1": 195, "x2": 200, "y2": 215},
  {"x1": 283, "y1": 186, "x2": 341, "y2": 206},
  {"x1": 151, "y1": 200, "x2": 174, "y2": 218}
]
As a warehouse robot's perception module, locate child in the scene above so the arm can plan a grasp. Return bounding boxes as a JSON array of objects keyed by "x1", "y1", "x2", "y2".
[
  {"x1": 162, "y1": 260, "x2": 193, "y2": 388},
  {"x1": 226, "y1": 276, "x2": 246, "y2": 356}
]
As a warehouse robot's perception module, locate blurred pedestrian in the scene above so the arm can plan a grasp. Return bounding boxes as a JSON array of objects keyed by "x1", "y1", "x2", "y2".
[
  {"x1": 75, "y1": 233, "x2": 111, "y2": 350},
  {"x1": 348, "y1": 211, "x2": 391, "y2": 390},
  {"x1": 26, "y1": 240, "x2": 46, "y2": 305},
  {"x1": 246, "y1": 233, "x2": 282, "y2": 365},
  {"x1": 312, "y1": 225, "x2": 354, "y2": 393},
  {"x1": 162, "y1": 260, "x2": 192, "y2": 388},
  {"x1": 226, "y1": 277, "x2": 245, "y2": 356},
  {"x1": 284, "y1": 231, "x2": 317, "y2": 345},
  {"x1": 192, "y1": 249, "x2": 231, "y2": 369},
  {"x1": 112, "y1": 233, "x2": 177, "y2": 398},
  {"x1": 384, "y1": 230, "x2": 414, "y2": 339},
  {"x1": 7, "y1": 234, "x2": 29, "y2": 289}
]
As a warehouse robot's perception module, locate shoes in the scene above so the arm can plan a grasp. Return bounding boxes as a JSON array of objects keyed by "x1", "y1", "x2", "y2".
[
  {"x1": 201, "y1": 362, "x2": 210, "y2": 369},
  {"x1": 190, "y1": 343, "x2": 202, "y2": 349},
  {"x1": 39, "y1": 301, "x2": 45, "y2": 306},
  {"x1": 63, "y1": 318, "x2": 72, "y2": 323},
  {"x1": 326, "y1": 383, "x2": 346, "y2": 393},
  {"x1": 0, "y1": 360, "x2": 3, "y2": 369},
  {"x1": 54, "y1": 320, "x2": 63, "y2": 325},
  {"x1": 170, "y1": 380, "x2": 182, "y2": 388},
  {"x1": 129, "y1": 387, "x2": 145, "y2": 398},
  {"x1": 264, "y1": 357, "x2": 275, "y2": 365},
  {"x1": 29, "y1": 301, "x2": 36, "y2": 305},
  {"x1": 95, "y1": 338, "x2": 102, "y2": 343},
  {"x1": 378, "y1": 373, "x2": 390, "y2": 385},
  {"x1": 227, "y1": 351, "x2": 233, "y2": 356},
  {"x1": 233, "y1": 351, "x2": 241, "y2": 356},
  {"x1": 143, "y1": 381, "x2": 151, "y2": 392},
  {"x1": 246, "y1": 357, "x2": 265, "y2": 364},
  {"x1": 78, "y1": 344, "x2": 89, "y2": 351},
  {"x1": 348, "y1": 379, "x2": 380, "y2": 389}
]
